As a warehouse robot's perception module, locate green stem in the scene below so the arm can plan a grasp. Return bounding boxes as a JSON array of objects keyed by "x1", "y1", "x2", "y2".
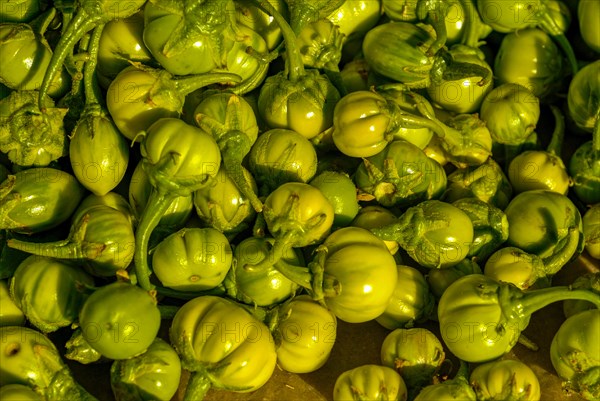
[
  {"x1": 513, "y1": 286, "x2": 600, "y2": 319},
  {"x1": 39, "y1": 10, "x2": 99, "y2": 108},
  {"x1": 82, "y1": 24, "x2": 104, "y2": 106},
  {"x1": 221, "y1": 140, "x2": 263, "y2": 212},
  {"x1": 537, "y1": 8, "x2": 578, "y2": 75},
  {"x1": 458, "y1": 0, "x2": 488, "y2": 48},
  {"x1": 29, "y1": 7, "x2": 57, "y2": 36},
  {"x1": 542, "y1": 226, "x2": 583, "y2": 276},
  {"x1": 183, "y1": 371, "x2": 212, "y2": 401},
  {"x1": 546, "y1": 105, "x2": 565, "y2": 156},
  {"x1": 272, "y1": 258, "x2": 312, "y2": 290},
  {"x1": 453, "y1": 360, "x2": 470, "y2": 382},
  {"x1": 593, "y1": 108, "x2": 600, "y2": 152},
  {"x1": 419, "y1": 0, "x2": 449, "y2": 56},
  {"x1": 134, "y1": 190, "x2": 175, "y2": 291},
  {"x1": 517, "y1": 333, "x2": 539, "y2": 351},
  {"x1": 249, "y1": 0, "x2": 305, "y2": 82},
  {"x1": 173, "y1": 72, "x2": 243, "y2": 97},
  {"x1": 243, "y1": 229, "x2": 297, "y2": 272},
  {"x1": 6, "y1": 238, "x2": 104, "y2": 260}
]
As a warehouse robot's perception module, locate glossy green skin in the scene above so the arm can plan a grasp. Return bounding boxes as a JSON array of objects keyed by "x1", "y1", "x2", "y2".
[
  {"x1": 550, "y1": 309, "x2": 600, "y2": 400},
  {"x1": 257, "y1": 69, "x2": 341, "y2": 140},
  {"x1": 193, "y1": 91, "x2": 259, "y2": 145},
  {"x1": 567, "y1": 60, "x2": 599, "y2": 133},
  {"x1": 505, "y1": 190, "x2": 583, "y2": 260},
  {"x1": 426, "y1": 258, "x2": 482, "y2": 299},
  {"x1": 470, "y1": 359, "x2": 541, "y2": 401},
  {"x1": 477, "y1": 0, "x2": 543, "y2": 32},
  {"x1": 235, "y1": 0, "x2": 287, "y2": 50},
  {"x1": 97, "y1": 12, "x2": 154, "y2": 89},
  {"x1": 396, "y1": 200, "x2": 475, "y2": 268},
  {"x1": 453, "y1": 197, "x2": 508, "y2": 262},
  {"x1": 331, "y1": 90, "x2": 394, "y2": 158},
  {"x1": 70, "y1": 205, "x2": 136, "y2": 276},
  {"x1": 494, "y1": 28, "x2": 563, "y2": 99},
  {"x1": 0, "y1": 384, "x2": 43, "y2": 400},
  {"x1": 480, "y1": 83, "x2": 540, "y2": 145},
  {"x1": 129, "y1": 160, "x2": 194, "y2": 229},
  {"x1": 263, "y1": 182, "x2": 335, "y2": 247},
  {"x1": 296, "y1": 18, "x2": 343, "y2": 71},
  {"x1": 438, "y1": 274, "x2": 530, "y2": 363},
  {"x1": 225, "y1": 25, "x2": 268, "y2": 91},
  {"x1": 69, "y1": 107, "x2": 129, "y2": 196},
  {"x1": 248, "y1": 129, "x2": 318, "y2": 194},
  {"x1": 141, "y1": 117, "x2": 222, "y2": 178},
  {"x1": 73, "y1": 192, "x2": 136, "y2": 229},
  {"x1": 427, "y1": 45, "x2": 494, "y2": 114},
  {"x1": 442, "y1": 157, "x2": 513, "y2": 210},
  {"x1": 0, "y1": 0, "x2": 41, "y2": 23},
  {"x1": 0, "y1": 326, "x2": 98, "y2": 399},
  {"x1": 354, "y1": 139, "x2": 447, "y2": 208},
  {"x1": 579, "y1": 0, "x2": 600, "y2": 53},
  {"x1": 326, "y1": 0, "x2": 382, "y2": 39},
  {"x1": 169, "y1": 295, "x2": 277, "y2": 392},
  {"x1": 110, "y1": 338, "x2": 182, "y2": 401},
  {"x1": 0, "y1": 326, "x2": 60, "y2": 386},
  {"x1": 362, "y1": 21, "x2": 435, "y2": 87},
  {"x1": 142, "y1": 2, "x2": 218, "y2": 76},
  {"x1": 333, "y1": 364, "x2": 408, "y2": 401},
  {"x1": 106, "y1": 65, "x2": 181, "y2": 141},
  {"x1": 0, "y1": 280, "x2": 24, "y2": 327},
  {"x1": 569, "y1": 140, "x2": 600, "y2": 205},
  {"x1": 0, "y1": 167, "x2": 85, "y2": 234},
  {"x1": 508, "y1": 148, "x2": 570, "y2": 195},
  {"x1": 78, "y1": 282, "x2": 161, "y2": 360},
  {"x1": 274, "y1": 295, "x2": 337, "y2": 373},
  {"x1": 319, "y1": 227, "x2": 398, "y2": 323},
  {"x1": 152, "y1": 227, "x2": 233, "y2": 292},
  {"x1": 583, "y1": 205, "x2": 600, "y2": 259},
  {"x1": 484, "y1": 247, "x2": 544, "y2": 290},
  {"x1": 10, "y1": 255, "x2": 93, "y2": 333},
  {"x1": 351, "y1": 205, "x2": 400, "y2": 255},
  {"x1": 380, "y1": 328, "x2": 445, "y2": 392},
  {"x1": 376, "y1": 265, "x2": 434, "y2": 330},
  {"x1": 193, "y1": 165, "x2": 257, "y2": 235},
  {"x1": 226, "y1": 236, "x2": 301, "y2": 307},
  {"x1": 309, "y1": 171, "x2": 359, "y2": 227},
  {"x1": 0, "y1": 23, "x2": 69, "y2": 97},
  {"x1": 382, "y1": 0, "x2": 419, "y2": 21}
]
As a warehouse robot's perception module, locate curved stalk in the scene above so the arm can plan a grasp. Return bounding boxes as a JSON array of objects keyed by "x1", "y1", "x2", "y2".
[
  {"x1": 183, "y1": 372, "x2": 212, "y2": 401},
  {"x1": 173, "y1": 72, "x2": 243, "y2": 96},
  {"x1": 38, "y1": 9, "x2": 98, "y2": 108},
  {"x1": 501, "y1": 284, "x2": 600, "y2": 321},
  {"x1": 248, "y1": 0, "x2": 305, "y2": 82},
  {"x1": 82, "y1": 24, "x2": 105, "y2": 106},
  {"x1": 537, "y1": 6, "x2": 578, "y2": 75},
  {"x1": 134, "y1": 189, "x2": 175, "y2": 291},
  {"x1": 546, "y1": 105, "x2": 565, "y2": 156}
]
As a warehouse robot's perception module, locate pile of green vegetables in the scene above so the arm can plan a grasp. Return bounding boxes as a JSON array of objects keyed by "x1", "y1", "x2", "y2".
[{"x1": 0, "y1": 0, "x2": 599, "y2": 400}]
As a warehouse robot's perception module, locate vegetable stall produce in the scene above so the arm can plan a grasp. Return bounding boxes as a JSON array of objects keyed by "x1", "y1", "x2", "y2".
[{"x1": 0, "y1": 0, "x2": 598, "y2": 400}]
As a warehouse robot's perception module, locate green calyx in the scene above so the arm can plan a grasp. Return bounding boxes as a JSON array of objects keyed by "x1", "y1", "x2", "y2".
[
  {"x1": 371, "y1": 202, "x2": 452, "y2": 268},
  {"x1": 0, "y1": 90, "x2": 68, "y2": 166},
  {"x1": 360, "y1": 157, "x2": 431, "y2": 208},
  {"x1": 430, "y1": 47, "x2": 493, "y2": 88},
  {"x1": 65, "y1": 328, "x2": 103, "y2": 364}
]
